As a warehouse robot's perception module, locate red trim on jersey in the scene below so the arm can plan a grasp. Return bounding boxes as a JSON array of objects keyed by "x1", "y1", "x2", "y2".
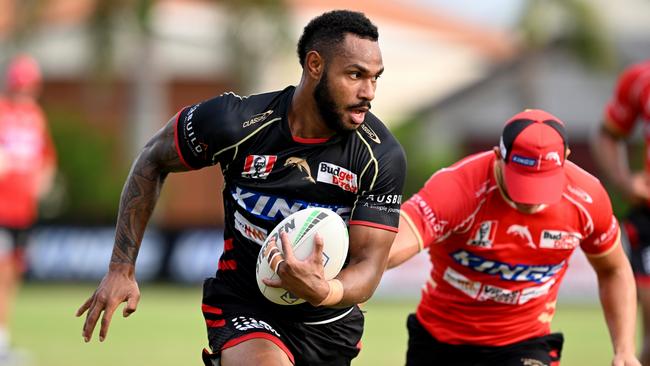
[
  {"x1": 292, "y1": 135, "x2": 330, "y2": 144},
  {"x1": 624, "y1": 222, "x2": 640, "y2": 248},
  {"x1": 635, "y1": 275, "x2": 650, "y2": 288},
  {"x1": 173, "y1": 107, "x2": 193, "y2": 170},
  {"x1": 205, "y1": 319, "x2": 225, "y2": 328},
  {"x1": 349, "y1": 220, "x2": 398, "y2": 233},
  {"x1": 201, "y1": 304, "x2": 223, "y2": 315},
  {"x1": 224, "y1": 238, "x2": 234, "y2": 251},
  {"x1": 222, "y1": 332, "x2": 295, "y2": 364},
  {"x1": 218, "y1": 259, "x2": 237, "y2": 271}
]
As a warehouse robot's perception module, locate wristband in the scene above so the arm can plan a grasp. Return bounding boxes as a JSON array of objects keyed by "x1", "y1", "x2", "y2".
[{"x1": 317, "y1": 279, "x2": 344, "y2": 307}]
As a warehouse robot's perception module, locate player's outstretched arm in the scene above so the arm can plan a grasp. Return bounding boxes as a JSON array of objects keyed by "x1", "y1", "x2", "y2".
[
  {"x1": 588, "y1": 240, "x2": 641, "y2": 366},
  {"x1": 76, "y1": 114, "x2": 190, "y2": 343},
  {"x1": 592, "y1": 123, "x2": 650, "y2": 204},
  {"x1": 386, "y1": 215, "x2": 422, "y2": 269}
]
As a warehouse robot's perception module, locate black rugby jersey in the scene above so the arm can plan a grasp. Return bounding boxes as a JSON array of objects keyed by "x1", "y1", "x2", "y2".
[{"x1": 175, "y1": 86, "x2": 406, "y2": 322}]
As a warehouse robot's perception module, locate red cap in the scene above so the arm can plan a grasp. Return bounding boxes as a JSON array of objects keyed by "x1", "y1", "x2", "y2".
[
  {"x1": 499, "y1": 109, "x2": 568, "y2": 205},
  {"x1": 5, "y1": 55, "x2": 41, "y2": 92}
]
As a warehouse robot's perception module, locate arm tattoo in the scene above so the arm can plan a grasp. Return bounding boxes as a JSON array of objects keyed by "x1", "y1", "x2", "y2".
[{"x1": 111, "y1": 119, "x2": 187, "y2": 265}]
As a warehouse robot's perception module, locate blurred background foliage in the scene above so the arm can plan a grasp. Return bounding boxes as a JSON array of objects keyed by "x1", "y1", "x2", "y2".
[
  {"x1": 44, "y1": 107, "x2": 127, "y2": 222},
  {"x1": 3, "y1": 0, "x2": 642, "y2": 221}
]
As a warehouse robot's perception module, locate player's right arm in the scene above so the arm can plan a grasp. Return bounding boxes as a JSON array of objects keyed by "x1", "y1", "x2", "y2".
[
  {"x1": 591, "y1": 65, "x2": 649, "y2": 204},
  {"x1": 592, "y1": 121, "x2": 649, "y2": 204},
  {"x1": 386, "y1": 214, "x2": 422, "y2": 268},
  {"x1": 76, "y1": 114, "x2": 190, "y2": 343},
  {"x1": 76, "y1": 94, "x2": 245, "y2": 342},
  {"x1": 387, "y1": 156, "x2": 479, "y2": 269}
]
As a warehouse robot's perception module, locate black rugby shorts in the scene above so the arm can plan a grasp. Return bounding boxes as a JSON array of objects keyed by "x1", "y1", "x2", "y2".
[
  {"x1": 405, "y1": 313, "x2": 563, "y2": 366},
  {"x1": 201, "y1": 277, "x2": 364, "y2": 366},
  {"x1": 622, "y1": 206, "x2": 650, "y2": 285}
]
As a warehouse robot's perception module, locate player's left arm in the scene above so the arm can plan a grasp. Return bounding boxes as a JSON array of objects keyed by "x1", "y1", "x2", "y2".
[
  {"x1": 587, "y1": 237, "x2": 640, "y2": 366},
  {"x1": 581, "y1": 179, "x2": 640, "y2": 365},
  {"x1": 265, "y1": 225, "x2": 396, "y2": 307},
  {"x1": 333, "y1": 224, "x2": 397, "y2": 306}
]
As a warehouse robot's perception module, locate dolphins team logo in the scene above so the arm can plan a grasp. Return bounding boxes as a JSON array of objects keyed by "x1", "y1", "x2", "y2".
[
  {"x1": 544, "y1": 151, "x2": 562, "y2": 166},
  {"x1": 507, "y1": 224, "x2": 536, "y2": 249},
  {"x1": 285, "y1": 157, "x2": 315, "y2": 183}
]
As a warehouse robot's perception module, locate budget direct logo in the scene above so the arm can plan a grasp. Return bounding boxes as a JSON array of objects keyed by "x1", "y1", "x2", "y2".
[
  {"x1": 317, "y1": 162, "x2": 358, "y2": 193},
  {"x1": 539, "y1": 230, "x2": 581, "y2": 250}
]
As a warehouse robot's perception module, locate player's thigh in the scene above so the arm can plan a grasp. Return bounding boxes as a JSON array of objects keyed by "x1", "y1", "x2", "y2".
[
  {"x1": 221, "y1": 338, "x2": 292, "y2": 366},
  {"x1": 201, "y1": 278, "x2": 295, "y2": 365},
  {"x1": 283, "y1": 306, "x2": 364, "y2": 366}
]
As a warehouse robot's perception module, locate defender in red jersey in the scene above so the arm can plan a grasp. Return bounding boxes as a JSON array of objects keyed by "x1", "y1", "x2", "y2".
[
  {"x1": 593, "y1": 60, "x2": 650, "y2": 365},
  {"x1": 390, "y1": 109, "x2": 639, "y2": 365},
  {"x1": 0, "y1": 55, "x2": 57, "y2": 363},
  {"x1": 76, "y1": 10, "x2": 406, "y2": 366}
]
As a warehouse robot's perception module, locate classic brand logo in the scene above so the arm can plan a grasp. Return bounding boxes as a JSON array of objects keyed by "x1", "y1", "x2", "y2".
[
  {"x1": 467, "y1": 221, "x2": 497, "y2": 248},
  {"x1": 285, "y1": 157, "x2": 315, "y2": 183},
  {"x1": 317, "y1": 162, "x2": 358, "y2": 193},
  {"x1": 360, "y1": 123, "x2": 381, "y2": 144},
  {"x1": 242, "y1": 155, "x2": 277, "y2": 179},
  {"x1": 242, "y1": 110, "x2": 273, "y2": 128}
]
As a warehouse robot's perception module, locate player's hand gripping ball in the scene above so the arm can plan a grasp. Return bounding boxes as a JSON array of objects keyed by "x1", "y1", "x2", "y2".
[{"x1": 256, "y1": 207, "x2": 349, "y2": 305}]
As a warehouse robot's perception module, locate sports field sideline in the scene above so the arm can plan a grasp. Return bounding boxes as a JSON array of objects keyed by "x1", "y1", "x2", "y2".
[{"x1": 13, "y1": 283, "x2": 635, "y2": 366}]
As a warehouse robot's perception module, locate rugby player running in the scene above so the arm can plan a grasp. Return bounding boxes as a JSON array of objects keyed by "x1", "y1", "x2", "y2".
[
  {"x1": 76, "y1": 10, "x2": 406, "y2": 366},
  {"x1": 388, "y1": 109, "x2": 639, "y2": 366},
  {"x1": 592, "y1": 60, "x2": 650, "y2": 365}
]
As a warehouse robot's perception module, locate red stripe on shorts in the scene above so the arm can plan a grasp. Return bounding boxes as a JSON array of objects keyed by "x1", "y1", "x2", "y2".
[
  {"x1": 222, "y1": 332, "x2": 295, "y2": 364},
  {"x1": 224, "y1": 238, "x2": 234, "y2": 251},
  {"x1": 205, "y1": 319, "x2": 225, "y2": 328},
  {"x1": 201, "y1": 304, "x2": 223, "y2": 315},
  {"x1": 218, "y1": 259, "x2": 237, "y2": 271}
]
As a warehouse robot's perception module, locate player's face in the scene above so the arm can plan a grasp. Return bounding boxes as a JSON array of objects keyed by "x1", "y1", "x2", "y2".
[
  {"x1": 314, "y1": 34, "x2": 383, "y2": 132},
  {"x1": 494, "y1": 154, "x2": 546, "y2": 214}
]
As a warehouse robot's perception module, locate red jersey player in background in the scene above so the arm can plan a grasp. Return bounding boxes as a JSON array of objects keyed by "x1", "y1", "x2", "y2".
[
  {"x1": 0, "y1": 55, "x2": 57, "y2": 364},
  {"x1": 388, "y1": 109, "x2": 639, "y2": 366},
  {"x1": 592, "y1": 60, "x2": 650, "y2": 365}
]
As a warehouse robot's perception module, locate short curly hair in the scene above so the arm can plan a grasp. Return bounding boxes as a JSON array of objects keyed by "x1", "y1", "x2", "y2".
[{"x1": 297, "y1": 10, "x2": 379, "y2": 67}]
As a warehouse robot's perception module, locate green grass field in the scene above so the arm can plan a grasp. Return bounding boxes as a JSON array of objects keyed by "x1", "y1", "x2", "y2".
[{"x1": 11, "y1": 283, "x2": 635, "y2": 366}]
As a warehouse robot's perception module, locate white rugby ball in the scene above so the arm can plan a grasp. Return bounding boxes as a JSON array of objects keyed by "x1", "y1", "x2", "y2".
[{"x1": 256, "y1": 207, "x2": 349, "y2": 305}]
